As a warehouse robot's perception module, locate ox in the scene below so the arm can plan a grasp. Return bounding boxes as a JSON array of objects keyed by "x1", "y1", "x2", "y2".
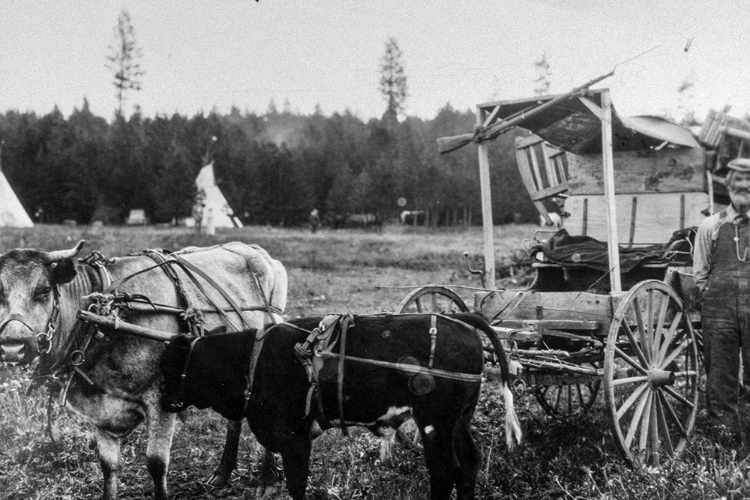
[
  {"x1": 0, "y1": 241, "x2": 287, "y2": 500},
  {"x1": 160, "y1": 312, "x2": 522, "y2": 500}
]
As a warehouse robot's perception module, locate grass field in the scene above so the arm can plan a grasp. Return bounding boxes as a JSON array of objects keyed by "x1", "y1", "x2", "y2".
[{"x1": 1, "y1": 223, "x2": 749, "y2": 499}]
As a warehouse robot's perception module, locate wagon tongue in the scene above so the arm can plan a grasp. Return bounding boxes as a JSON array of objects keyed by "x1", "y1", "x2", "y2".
[{"x1": 0, "y1": 342, "x2": 27, "y2": 364}]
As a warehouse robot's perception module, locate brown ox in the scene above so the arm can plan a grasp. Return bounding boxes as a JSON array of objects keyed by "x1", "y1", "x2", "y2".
[{"x1": 0, "y1": 241, "x2": 287, "y2": 500}]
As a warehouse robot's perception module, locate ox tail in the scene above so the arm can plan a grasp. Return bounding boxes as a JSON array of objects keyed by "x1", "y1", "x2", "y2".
[{"x1": 452, "y1": 313, "x2": 522, "y2": 450}]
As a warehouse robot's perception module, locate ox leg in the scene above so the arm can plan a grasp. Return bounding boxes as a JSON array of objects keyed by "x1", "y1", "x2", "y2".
[
  {"x1": 95, "y1": 429, "x2": 121, "y2": 500},
  {"x1": 145, "y1": 410, "x2": 176, "y2": 500},
  {"x1": 453, "y1": 417, "x2": 481, "y2": 500},
  {"x1": 419, "y1": 421, "x2": 458, "y2": 500},
  {"x1": 255, "y1": 448, "x2": 280, "y2": 497},
  {"x1": 279, "y1": 439, "x2": 312, "y2": 500},
  {"x1": 208, "y1": 419, "x2": 242, "y2": 485}
]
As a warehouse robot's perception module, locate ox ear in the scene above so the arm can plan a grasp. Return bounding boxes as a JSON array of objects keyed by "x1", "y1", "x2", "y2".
[{"x1": 50, "y1": 258, "x2": 78, "y2": 285}]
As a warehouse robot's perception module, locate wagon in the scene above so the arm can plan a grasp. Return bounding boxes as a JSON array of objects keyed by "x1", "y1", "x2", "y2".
[{"x1": 395, "y1": 81, "x2": 748, "y2": 466}]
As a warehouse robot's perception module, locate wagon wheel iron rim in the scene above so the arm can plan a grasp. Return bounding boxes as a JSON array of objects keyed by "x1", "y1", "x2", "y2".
[
  {"x1": 604, "y1": 280, "x2": 699, "y2": 466},
  {"x1": 533, "y1": 364, "x2": 601, "y2": 419},
  {"x1": 395, "y1": 286, "x2": 470, "y2": 315}
]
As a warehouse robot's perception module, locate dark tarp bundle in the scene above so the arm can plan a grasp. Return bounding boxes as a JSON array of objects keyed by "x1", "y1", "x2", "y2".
[{"x1": 530, "y1": 228, "x2": 695, "y2": 273}]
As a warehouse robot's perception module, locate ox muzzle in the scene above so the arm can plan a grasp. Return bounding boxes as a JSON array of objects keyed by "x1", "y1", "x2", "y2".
[{"x1": 0, "y1": 314, "x2": 40, "y2": 364}]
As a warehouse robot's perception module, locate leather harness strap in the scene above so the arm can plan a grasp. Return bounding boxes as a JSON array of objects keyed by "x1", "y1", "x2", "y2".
[
  {"x1": 336, "y1": 313, "x2": 354, "y2": 435},
  {"x1": 243, "y1": 326, "x2": 269, "y2": 412},
  {"x1": 142, "y1": 250, "x2": 200, "y2": 336},
  {"x1": 318, "y1": 352, "x2": 483, "y2": 383},
  {"x1": 428, "y1": 314, "x2": 437, "y2": 369}
]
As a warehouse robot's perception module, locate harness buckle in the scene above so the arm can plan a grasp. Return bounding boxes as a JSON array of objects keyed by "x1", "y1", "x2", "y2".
[
  {"x1": 70, "y1": 350, "x2": 85, "y2": 366},
  {"x1": 36, "y1": 332, "x2": 52, "y2": 354}
]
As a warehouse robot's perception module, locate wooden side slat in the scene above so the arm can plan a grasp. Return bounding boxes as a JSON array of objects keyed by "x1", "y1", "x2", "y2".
[
  {"x1": 515, "y1": 136, "x2": 551, "y2": 222},
  {"x1": 529, "y1": 183, "x2": 570, "y2": 201}
]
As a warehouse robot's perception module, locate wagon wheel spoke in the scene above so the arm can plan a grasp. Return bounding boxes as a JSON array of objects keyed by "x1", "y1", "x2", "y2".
[
  {"x1": 632, "y1": 297, "x2": 652, "y2": 364},
  {"x1": 616, "y1": 381, "x2": 650, "y2": 420},
  {"x1": 613, "y1": 347, "x2": 649, "y2": 376},
  {"x1": 622, "y1": 322, "x2": 650, "y2": 367},
  {"x1": 661, "y1": 385, "x2": 695, "y2": 409},
  {"x1": 624, "y1": 388, "x2": 651, "y2": 449},
  {"x1": 655, "y1": 392, "x2": 674, "y2": 456},
  {"x1": 653, "y1": 292, "x2": 670, "y2": 357},
  {"x1": 658, "y1": 390, "x2": 687, "y2": 438},
  {"x1": 553, "y1": 385, "x2": 563, "y2": 413},
  {"x1": 660, "y1": 337, "x2": 689, "y2": 370},
  {"x1": 612, "y1": 375, "x2": 649, "y2": 387},
  {"x1": 533, "y1": 364, "x2": 601, "y2": 419},
  {"x1": 656, "y1": 311, "x2": 683, "y2": 362},
  {"x1": 638, "y1": 392, "x2": 654, "y2": 453}
]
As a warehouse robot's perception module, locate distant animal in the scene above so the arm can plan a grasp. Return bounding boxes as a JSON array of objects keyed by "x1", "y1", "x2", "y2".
[
  {"x1": 345, "y1": 212, "x2": 383, "y2": 230},
  {"x1": 400, "y1": 210, "x2": 426, "y2": 225},
  {"x1": 160, "y1": 312, "x2": 522, "y2": 500},
  {"x1": 0, "y1": 241, "x2": 287, "y2": 500}
]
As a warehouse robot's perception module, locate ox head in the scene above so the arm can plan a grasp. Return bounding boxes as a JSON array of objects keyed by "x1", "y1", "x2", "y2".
[{"x1": 0, "y1": 240, "x2": 85, "y2": 364}]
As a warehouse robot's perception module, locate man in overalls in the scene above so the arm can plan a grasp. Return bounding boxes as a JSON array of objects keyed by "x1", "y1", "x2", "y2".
[{"x1": 694, "y1": 157, "x2": 750, "y2": 446}]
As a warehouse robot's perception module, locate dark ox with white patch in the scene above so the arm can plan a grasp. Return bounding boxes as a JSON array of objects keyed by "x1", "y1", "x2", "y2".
[
  {"x1": 160, "y1": 313, "x2": 522, "y2": 500},
  {"x1": 0, "y1": 241, "x2": 287, "y2": 500}
]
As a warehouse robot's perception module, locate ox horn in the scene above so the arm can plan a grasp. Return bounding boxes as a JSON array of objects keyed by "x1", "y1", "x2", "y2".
[{"x1": 44, "y1": 240, "x2": 85, "y2": 262}]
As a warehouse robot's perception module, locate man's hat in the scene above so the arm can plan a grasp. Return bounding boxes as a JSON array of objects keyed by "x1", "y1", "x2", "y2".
[{"x1": 727, "y1": 158, "x2": 750, "y2": 173}]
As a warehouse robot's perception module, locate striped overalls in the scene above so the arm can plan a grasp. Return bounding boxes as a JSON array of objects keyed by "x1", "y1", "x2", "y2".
[{"x1": 702, "y1": 213, "x2": 750, "y2": 433}]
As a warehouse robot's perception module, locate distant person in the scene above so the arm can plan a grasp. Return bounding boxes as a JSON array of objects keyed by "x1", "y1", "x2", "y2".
[
  {"x1": 694, "y1": 157, "x2": 750, "y2": 447},
  {"x1": 309, "y1": 208, "x2": 320, "y2": 233},
  {"x1": 192, "y1": 202, "x2": 204, "y2": 235}
]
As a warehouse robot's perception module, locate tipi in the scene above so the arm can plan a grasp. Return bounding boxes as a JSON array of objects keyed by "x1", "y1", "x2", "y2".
[
  {"x1": 0, "y1": 160, "x2": 34, "y2": 228},
  {"x1": 194, "y1": 161, "x2": 241, "y2": 229}
]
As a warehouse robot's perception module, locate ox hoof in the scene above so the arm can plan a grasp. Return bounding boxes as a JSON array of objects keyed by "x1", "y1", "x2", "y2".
[
  {"x1": 255, "y1": 484, "x2": 278, "y2": 498},
  {"x1": 206, "y1": 472, "x2": 230, "y2": 487}
]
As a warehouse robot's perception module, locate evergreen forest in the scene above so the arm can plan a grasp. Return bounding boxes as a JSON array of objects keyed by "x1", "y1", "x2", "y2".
[{"x1": 0, "y1": 100, "x2": 536, "y2": 227}]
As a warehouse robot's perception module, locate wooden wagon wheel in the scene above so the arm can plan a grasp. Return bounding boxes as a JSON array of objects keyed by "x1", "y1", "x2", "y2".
[
  {"x1": 604, "y1": 280, "x2": 699, "y2": 466},
  {"x1": 396, "y1": 286, "x2": 470, "y2": 314},
  {"x1": 533, "y1": 365, "x2": 601, "y2": 419}
]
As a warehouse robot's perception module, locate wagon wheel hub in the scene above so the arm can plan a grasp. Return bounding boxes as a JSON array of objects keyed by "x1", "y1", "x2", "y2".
[{"x1": 647, "y1": 367, "x2": 675, "y2": 387}]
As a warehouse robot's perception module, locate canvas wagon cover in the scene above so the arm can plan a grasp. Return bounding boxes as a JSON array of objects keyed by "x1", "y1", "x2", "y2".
[{"x1": 478, "y1": 88, "x2": 698, "y2": 154}]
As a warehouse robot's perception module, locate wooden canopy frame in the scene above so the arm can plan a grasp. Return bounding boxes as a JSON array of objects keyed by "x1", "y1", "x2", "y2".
[{"x1": 439, "y1": 85, "x2": 623, "y2": 292}]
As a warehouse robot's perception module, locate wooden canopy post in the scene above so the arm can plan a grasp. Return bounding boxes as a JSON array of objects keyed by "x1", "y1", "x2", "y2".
[
  {"x1": 601, "y1": 90, "x2": 621, "y2": 292},
  {"x1": 578, "y1": 89, "x2": 621, "y2": 291},
  {"x1": 477, "y1": 108, "x2": 496, "y2": 290}
]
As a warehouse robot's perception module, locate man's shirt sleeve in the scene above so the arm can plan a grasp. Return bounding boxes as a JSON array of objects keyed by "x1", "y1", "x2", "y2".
[{"x1": 693, "y1": 215, "x2": 720, "y2": 293}]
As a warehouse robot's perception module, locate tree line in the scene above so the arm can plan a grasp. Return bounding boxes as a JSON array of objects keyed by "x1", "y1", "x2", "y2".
[{"x1": 0, "y1": 100, "x2": 536, "y2": 227}]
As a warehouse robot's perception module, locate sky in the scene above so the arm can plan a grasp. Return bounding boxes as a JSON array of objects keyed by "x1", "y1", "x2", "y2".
[{"x1": 1, "y1": 0, "x2": 749, "y2": 124}]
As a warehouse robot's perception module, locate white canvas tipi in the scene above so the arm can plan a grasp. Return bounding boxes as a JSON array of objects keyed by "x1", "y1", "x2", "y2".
[
  {"x1": 194, "y1": 161, "x2": 241, "y2": 229},
  {"x1": 0, "y1": 167, "x2": 34, "y2": 228}
]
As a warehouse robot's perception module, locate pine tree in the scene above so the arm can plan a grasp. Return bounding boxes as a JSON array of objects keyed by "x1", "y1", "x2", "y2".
[
  {"x1": 106, "y1": 9, "x2": 145, "y2": 118},
  {"x1": 379, "y1": 37, "x2": 408, "y2": 125},
  {"x1": 533, "y1": 52, "x2": 552, "y2": 96}
]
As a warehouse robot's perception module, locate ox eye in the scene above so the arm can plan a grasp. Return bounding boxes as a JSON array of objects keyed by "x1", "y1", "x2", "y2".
[{"x1": 34, "y1": 286, "x2": 52, "y2": 301}]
